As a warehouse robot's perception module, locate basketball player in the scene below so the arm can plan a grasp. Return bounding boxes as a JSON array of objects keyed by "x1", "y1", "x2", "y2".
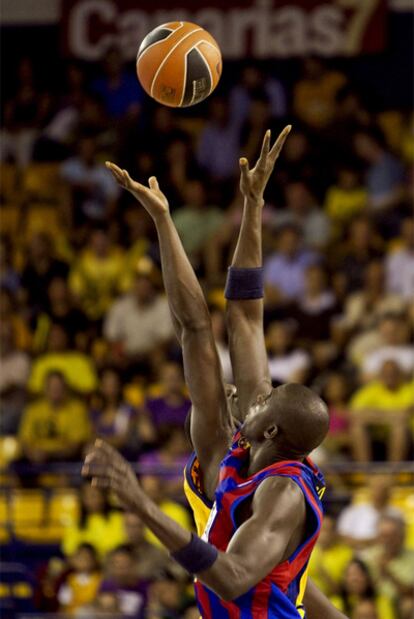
[{"x1": 83, "y1": 129, "x2": 347, "y2": 618}]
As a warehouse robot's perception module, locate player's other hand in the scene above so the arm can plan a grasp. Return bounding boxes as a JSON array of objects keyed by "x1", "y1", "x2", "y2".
[
  {"x1": 106, "y1": 162, "x2": 169, "y2": 220},
  {"x1": 82, "y1": 439, "x2": 144, "y2": 512},
  {"x1": 239, "y1": 125, "x2": 291, "y2": 203}
]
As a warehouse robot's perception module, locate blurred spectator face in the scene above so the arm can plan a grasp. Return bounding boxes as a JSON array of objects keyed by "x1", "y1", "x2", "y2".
[
  {"x1": 71, "y1": 544, "x2": 98, "y2": 573},
  {"x1": 108, "y1": 549, "x2": 134, "y2": 585},
  {"x1": 124, "y1": 513, "x2": 144, "y2": 545},
  {"x1": 353, "y1": 599, "x2": 379, "y2": 619},
  {"x1": 29, "y1": 232, "x2": 52, "y2": 261},
  {"x1": 378, "y1": 315, "x2": 406, "y2": 346},
  {"x1": 344, "y1": 561, "x2": 371, "y2": 596},
  {"x1": 248, "y1": 98, "x2": 270, "y2": 126},
  {"x1": 160, "y1": 362, "x2": 184, "y2": 395},
  {"x1": 163, "y1": 427, "x2": 189, "y2": 456},
  {"x1": 317, "y1": 515, "x2": 337, "y2": 548},
  {"x1": 95, "y1": 591, "x2": 120, "y2": 615},
  {"x1": 45, "y1": 373, "x2": 67, "y2": 405},
  {"x1": 152, "y1": 578, "x2": 181, "y2": 610},
  {"x1": 277, "y1": 227, "x2": 301, "y2": 257},
  {"x1": 349, "y1": 217, "x2": 372, "y2": 250},
  {"x1": 267, "y1": 322, "x2": 292, "y2": 354},
  {"x1": 210, "y1": 98, "x2": 229, "y2": 125},
  {"x1": 338, "y1": 168, "x2": 360, "y2": 190},
  {"x1": 134, "y1": 152, "x2": 153, "y2": 177},
  {"x1": 81, "y1": 484, "x2": 105, "y2": 513},
  {"x1": 153, "y1": 107, "x2": 174, "y2": 132},
  {"x1": 124, "y1": 208, "x2": 151, "y2": 242},
  {"x1": 241, "y1": 65, "x2": 261, "y2": 89},
  {"x1": 369, "y1": 476, "x2": 391, "y2": 509},
  {"x1": 377, "y1": 516, "x2": 405, "y2": 554},
  {"x1": 140, "y1": 475, "x2": 162, "y2": 503},
  {"x1": 166, "y1": 139, "x2": 188, "y2": 163},
  {"x1": 379, "y1": 359, "x2": 403, "y2": 390},
  {"x1": 363, "y1": 260, "x2": 384, "y2": 291},
  {"x1": 324, "y1": 373, "x2": 348, "y2": 404},
  {"x1": 48, "y1": 277, "x2": 69, "y2": 305},
  {"x1": 183, "y1": 180, "x2": 206, "y2": 208},
  {"x1": 354, "y1": 133, "x2": 380, "y2": 162},
  {"x1": 285, "y1": 181, "x2": 313, "y2": 214},
  {"x1": 133, "y1": 274, "x2": 155, "y2": 304},
  {"x1": 47, "y1": 324, "x2": 68, "y2": 352},
  {"x1": 184, "y1": 607, "x2": 201, "y2": 619},
  {"x1": 303, "y1": 57, "x2": 324, "y2": 79},
  {"x1": 79, "y1": 136, "x2": 97, "y2": 165},
  {"x1": 284, "y1": 132, "x2": 308, "y2": 161},
  {"x1": 90, "y1": 229, "x2": 110, "y2": 258},
  {"x1": 101, "y1": 368, "x2": 121, "y2": 402},
  {"x1": 304, "y1": 264, "x2": 327, "y2": 296}
]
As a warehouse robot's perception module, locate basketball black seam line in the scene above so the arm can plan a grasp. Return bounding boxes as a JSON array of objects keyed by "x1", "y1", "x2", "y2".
[
  {"x1": 182, "y1": 43, "x2": 214, "y2": 106},
  {"x1": 137, "y1": 22, "x2": 181, "y2": 62}
]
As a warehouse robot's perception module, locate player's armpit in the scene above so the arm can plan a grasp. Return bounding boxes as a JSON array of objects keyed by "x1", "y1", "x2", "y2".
[
  {"x1": 304, "y1": 578, "x2": 349, "y2": 619},
  {"x1": 196, "y1": 476, "x2": 305, "y2": 601}
]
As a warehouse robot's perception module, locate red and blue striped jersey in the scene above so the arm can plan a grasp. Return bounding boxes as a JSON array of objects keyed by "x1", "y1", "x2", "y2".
[{"x1": 194, "y1": 431, "x2": 326, "y2": 618}]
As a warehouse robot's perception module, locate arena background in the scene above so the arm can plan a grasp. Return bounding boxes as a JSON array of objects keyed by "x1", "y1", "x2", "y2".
[{"x1": 0, "y1": 0, "x2": 413, "y2": 617}]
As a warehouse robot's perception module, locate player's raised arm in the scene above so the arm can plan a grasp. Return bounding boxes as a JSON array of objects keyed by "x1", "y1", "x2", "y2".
[
  {"x1": 225, "y1": 127, "x2": 291, "y2": 413},
  {"x1": 105, "y1": 163, "x2": 231, "y2": 498}
]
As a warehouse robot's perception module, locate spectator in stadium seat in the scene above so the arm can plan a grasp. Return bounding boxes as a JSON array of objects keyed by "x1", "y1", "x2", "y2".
[
  {"x1": 322, "y1": 372, "x2": 352, "y2": 457},
  {"x1": 60, "y1": 135, "x2": 120, "y2": 227},
  {"x1": 19, "y1": 371, "x2": 91, "y2": 464},
  {"x1": 57, "y1": 543, "x2": 102, "y2": 615},
  {"x1": 293, "y1": 57, "x2": 347, "y2": 130},
  {"x1": 99, "y1": 545, "x2": 148, "y2": 619},
  {"x1": 308, "y1": 515, "x2": 353, "y2": 604},
  {"x1": 0, "y1": 287, "x2": 32, "y2": 351},
  {"x1": 324, "y1": 165, "x2": 368, "y2": 235},
  {"x1": 92, "y1": 46, "x2": 144, "y2": 120},
  {"x1": 272, "y1": 180, "x2": 331, "y2": 249},
  {"x1": 337, "y1": 477, "x2": 402, "y2": 550},
  {"x1": 32, "y1": 276, "x2": 90, "y2": 353},
  {"x1": 147, "y1": 570, "x2": 190, "y2": 619},
  {"x1": 266, "y1": 320, "x2": 310, "y2": 385},
  {"x1": 20, "y1": 232, "x2": 69, "y2": 315},
  {"x1": 354, "y1": 128, "x2": 405, "y2": 214},
  {"x1": 62, "y1": 483, "x2": 126, "y2": 557},
  {"x1": 123, "y1": 513, "x2": 170, "y2": 580},
  {"x1": 104, "y1": 258, "x2": 173, "y2": 365},
  {"x1": 90, "y1": 367, "x2": 136, "y2": 454},
  {"x1": 144, "y1": 362, "x2": 191, "y2": 432},
  {"x1": 330, "y1": 216, "x2": 383, "y2": 293},
  {"x1": 69, "y1": 226, "x2": 126, "y2": 321},
  {"x1": 173, "y1": 179, "x2": 224, "y2": 268},
  {"x1": 264, "y1": 224, "x2": 319, "y2": 305},
  {"x1": 350, "y1": 359, "x2": 413, "y2": 461},
  {"x1": 362, "y1": 515, "x2": 414, "y2": 619},
  {"x1": 385, "y1": 216, "x2": 414, "y2": 300},
  {"x1": 28, "y1": 323, "x2": 97, "y2": 395},
  {"x1": 0, "y1": 235, "x2": 20, "y2": 294},
  {"x1": 0, "y1": 318, "x2": 30, "y2": 434},
  {"x1": 338, "y1": 559, "x2": 395, "y2": 619}
]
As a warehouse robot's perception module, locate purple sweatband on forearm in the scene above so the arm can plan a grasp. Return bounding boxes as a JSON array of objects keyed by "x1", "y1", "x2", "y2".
[
  {"x1": 224, "y1": 266, "x2": 264, "y2": 300},
  {"x1": 171, "y1": 533, "x2": 218, "y2": 574}
]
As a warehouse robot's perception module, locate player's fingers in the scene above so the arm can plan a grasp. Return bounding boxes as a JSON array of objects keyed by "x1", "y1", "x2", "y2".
[
  {"x1": 269, "y1": 125, "x2": 292, "y2": 162},
  {"x1": 257, "y1": 130, "x2": 271, "y2": 169},
  {"x1": 91, "y1": 477, "x2": 110, "y2": 489},
  {"x1": 105, "y1": 162, "x2": 124, "y2": 183},
  {"x1": 148, "y1": 176, "x2": 159, "y2": 191},
  {"x1": 81, "y1": 463, "x2": 111, "y2": 478},
  {"x1": 239, "y1": 157, "x2": 250, "y2": 182},
  {"x1": 94, "y1": 438, "x2": 124, "y2": 465}
]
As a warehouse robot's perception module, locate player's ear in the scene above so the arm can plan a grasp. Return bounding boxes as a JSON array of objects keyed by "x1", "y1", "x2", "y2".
[{"x1": 264, "y1": 424, "x2": 278, "y2": 440}]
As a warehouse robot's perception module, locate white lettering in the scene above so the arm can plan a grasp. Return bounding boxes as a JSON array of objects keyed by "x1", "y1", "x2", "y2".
[
  {"x1": 69, "y1": 0, "x2": 116, "y2": 61},
  {"x1": 118, "y1": 10, "x2": 150, "y2": 60},
  {"x1": 271, "y1": 7, "x2": 307, "y2": 56},
  {"x1": 311, "y1": 5, "x2": 344, "y2": 56}
]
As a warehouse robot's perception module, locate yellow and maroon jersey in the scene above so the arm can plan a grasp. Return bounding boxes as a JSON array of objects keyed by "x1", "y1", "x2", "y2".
[{"x1": 183, "y1": 452, "x2": 213, "y2": 536}]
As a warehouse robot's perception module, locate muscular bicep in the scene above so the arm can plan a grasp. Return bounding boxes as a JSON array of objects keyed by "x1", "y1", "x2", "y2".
[
  {"x1": 226, "y1": 299, "x2": 271, "y2": 414},
  {"x1": 181, "y1": 326, "x2": 232, "y2": 497},
  {"x1": 199, "y1": 476, "x2": 305, "y2": 599}
]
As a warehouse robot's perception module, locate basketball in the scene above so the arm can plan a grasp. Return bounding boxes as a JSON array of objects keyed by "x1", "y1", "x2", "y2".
[{"x1": 136, "y1": 21, "x2": 222, "y2": 108}]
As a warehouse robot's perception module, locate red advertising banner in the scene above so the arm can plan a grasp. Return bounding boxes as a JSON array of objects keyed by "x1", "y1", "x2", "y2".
[{"x1": 62, "y1": 0, "x2": 388, "y2": 61}]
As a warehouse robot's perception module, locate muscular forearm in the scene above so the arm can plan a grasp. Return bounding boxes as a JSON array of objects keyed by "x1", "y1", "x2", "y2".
[
  {"x1": 231, "y1": 196, "x2": 263, "y2": 268},
  {"x1": 153, "y1": 212, "x2": 210, "y2": 334}
]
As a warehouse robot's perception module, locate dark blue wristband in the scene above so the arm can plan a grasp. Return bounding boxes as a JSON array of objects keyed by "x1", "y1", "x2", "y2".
[
  {"x1": 171, "y1": 534, "x2": 218, "y2": 574},
  {"x1": 225, "y1": 266, "x2": 264, "y2": 300}
]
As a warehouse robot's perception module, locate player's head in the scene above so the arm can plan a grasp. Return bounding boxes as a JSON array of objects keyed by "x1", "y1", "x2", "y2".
[{"x1": 241, "y1": 383, "x2": 329, "y2": 458}]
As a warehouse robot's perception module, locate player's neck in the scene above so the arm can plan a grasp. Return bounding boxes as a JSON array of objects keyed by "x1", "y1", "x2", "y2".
[{"x1": 247, "y1": 442, "x2": 305, "y2": 476}]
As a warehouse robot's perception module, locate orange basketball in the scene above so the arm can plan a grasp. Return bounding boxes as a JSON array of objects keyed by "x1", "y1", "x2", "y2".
[{"x1": 136, "y1": 21, "x2": 222, "y2": 108}]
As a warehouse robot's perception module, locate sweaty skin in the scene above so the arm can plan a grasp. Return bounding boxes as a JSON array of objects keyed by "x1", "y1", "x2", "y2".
[{"x1": 83, "y1": 150, "x2": 347, "y2": 617}]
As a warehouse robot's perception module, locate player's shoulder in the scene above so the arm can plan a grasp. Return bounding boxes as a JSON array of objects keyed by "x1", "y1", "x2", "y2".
[{"x1": 253, "y1": 475, "x2": 305, "y2": 518}]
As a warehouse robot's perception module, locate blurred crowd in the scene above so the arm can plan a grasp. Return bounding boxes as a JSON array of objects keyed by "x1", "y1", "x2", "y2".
[{"x1": 0, "y1": 48, "x2": 413, "y2": 618}]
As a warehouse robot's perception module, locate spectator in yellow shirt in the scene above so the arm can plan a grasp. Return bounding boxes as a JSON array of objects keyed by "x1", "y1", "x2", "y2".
[
  {"x1": 62, "y1": 483, "x2": 126, "y2": 557},
  {"x1": 19, "y1": 371, "x2": 91, "y2": 464},
  {"x1": 28, "y1": 323, "x2": 97, "y2": 395},
  {"x1": 308, "y1": 514, "x2": 353, "y2": 604},
  {"x1": 324, "y1": 166, "x2": 368, "y2": 236},
  {"x1": 69, "y1": 226, "x2": 126, "y2": 321},
  {"x1": 350, "y1": 360, "x2": 413, "y2": 461},
  {"x1": 57, "y1": 543, "x2": 102, "y2": 615}
]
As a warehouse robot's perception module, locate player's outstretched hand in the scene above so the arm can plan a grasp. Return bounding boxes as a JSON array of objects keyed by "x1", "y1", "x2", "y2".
[
  {"x1": 82, "y1": 439, "x2": 144, "y2": 512},
  {"x1": 239, "y1": 125, "x2": 291, "y2": 203},
  {"x1": 106, "y1": 161, "x2": 169, "y2": 220}
]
